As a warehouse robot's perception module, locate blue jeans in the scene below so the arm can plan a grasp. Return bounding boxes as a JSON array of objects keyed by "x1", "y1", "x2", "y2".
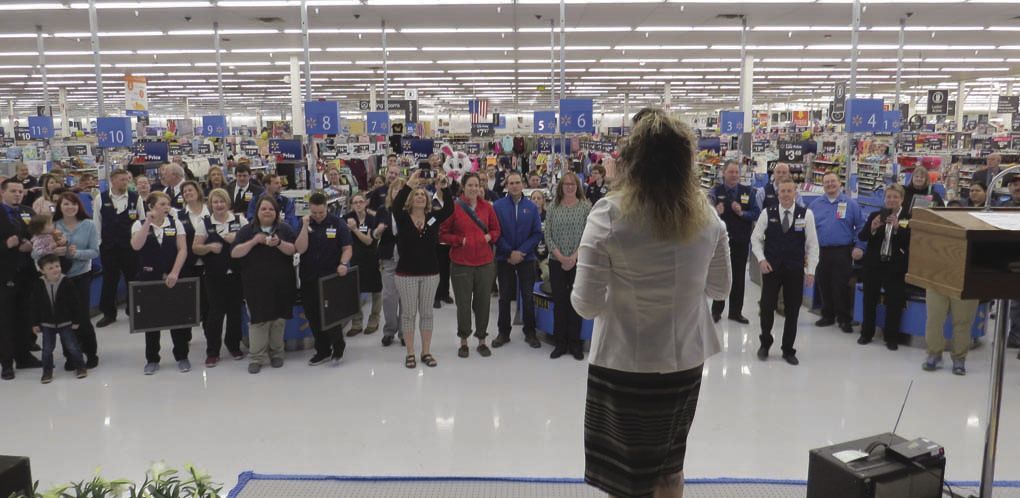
[{"x1": 41, "y1": 326, "x2": 84, "y2": 371}]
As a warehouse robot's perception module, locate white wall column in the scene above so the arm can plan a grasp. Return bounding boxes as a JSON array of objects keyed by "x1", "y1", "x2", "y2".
[
  {"x1": 290, "y1": 56, "x2": 304, "y2": 136},
  {"x1": 740, "y1": 54, "x2": 754, "y2": 153},
  {"x1": 956, "y1": 81, "x2": 966, "y2": 131}
]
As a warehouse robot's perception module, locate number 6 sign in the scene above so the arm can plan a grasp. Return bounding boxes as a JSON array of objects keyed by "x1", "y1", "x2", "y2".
[
  {"x1": 845, "y1": 98, "x2": 883, "y2": 133},
  {"x1": 559, "y1": 99, "x2": 594, "y2": 134},
  {"x1": 305, "y1": 101, "x2": 341, "y2": 135}
]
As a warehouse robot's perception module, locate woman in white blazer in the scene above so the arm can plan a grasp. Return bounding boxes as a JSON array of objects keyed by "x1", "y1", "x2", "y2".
[{"x1": 571, "y1": 107, "x2": 732, "y2": 498}]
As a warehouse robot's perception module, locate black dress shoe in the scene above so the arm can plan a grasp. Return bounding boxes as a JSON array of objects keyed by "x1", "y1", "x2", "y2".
[
  {"x1": 85, "y1": 356, "x2": 99, "y2": 369},
  {"x1": 525, "y1": 334, "x2": 542, "y2": 349},
  {"x1": 728, "y1": 315, "x2": 750, "y2": 325},
  {"x1": 433, "y1": 299, "x2": 442, "y2": 309},
  {"x1": 381, "y1": 335, "x2": 394, "y2": 347},
  {"x1": 782, "y1": 354, "x2": 800, "y2": 366},
  {"x1": 756, "y1": 346, "x2": 769, "y2": 361},
  {"x1": 712, "y1": 314, "x2": 721, "y2": 323},
  {"x1": 857, "y1": 337, "x2": 872, "y2": 345},
  {"x1": 1, "y1": 367, "x2": 13, "y2": 380},
  {"x1": 570, "y1": 348, "x2": 584, "y2": 361},
  {"x1": 442, "y1": 296, "x2": 454, "y2": 305},
  {"x1": 814, "y1": 318, "x2": 836, "y2": 327},
  {"x1": 16, "y1": 355, "x2": 42, "y2": 369},
  {"x1": 492, "y1": 335, "x2": 510, "y2": 348},
  {"x1": 886, "y1": 342, "x2": 899, "y2": 351},
  {"x1": 95, "y1": 316, "x2": 116, "y2": 328},
  {"x1": 550, "y1": 347, "x2": 567, "y2": 359},
  {"x1": 839, "y1": 322, "x2": 854, "y2": 334}
]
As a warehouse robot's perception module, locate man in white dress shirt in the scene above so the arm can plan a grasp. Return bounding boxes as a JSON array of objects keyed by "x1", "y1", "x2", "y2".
[{"x1": 751, "y1": 179, "x2": 819, "y2": 366}]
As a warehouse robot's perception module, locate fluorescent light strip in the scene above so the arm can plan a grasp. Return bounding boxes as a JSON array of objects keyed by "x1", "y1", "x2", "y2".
[
  {"x1": 636, "y1": 26, "x2": 744, "y2": 32},
  {"x1": 401, "y1": 28, "x2": 513, "y2": 34}
]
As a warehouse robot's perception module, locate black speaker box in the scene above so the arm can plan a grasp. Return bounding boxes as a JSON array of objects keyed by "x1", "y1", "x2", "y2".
[{"x1": 0, "y1": 456, "x2": 32, "y2": 498}]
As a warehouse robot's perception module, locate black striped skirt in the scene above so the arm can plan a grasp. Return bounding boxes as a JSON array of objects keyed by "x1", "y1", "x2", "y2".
[{"x1": 584, "y1": 363, "x2": 704, "y2": 498}]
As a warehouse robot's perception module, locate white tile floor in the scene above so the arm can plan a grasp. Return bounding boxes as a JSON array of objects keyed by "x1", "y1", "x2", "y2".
[{"x1": 3, "y1": 281, "x2": 1019, "y2": 492}]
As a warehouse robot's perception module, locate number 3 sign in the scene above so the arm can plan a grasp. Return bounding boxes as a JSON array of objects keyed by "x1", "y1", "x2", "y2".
[{"x1": 305, "y1": 101, "x2": 340, "y2": 135}]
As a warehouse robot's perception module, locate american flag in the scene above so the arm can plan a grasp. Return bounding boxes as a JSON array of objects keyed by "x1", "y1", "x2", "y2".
[{"x1": 469, "y1": 99, "x2": 489, "y2": 124}]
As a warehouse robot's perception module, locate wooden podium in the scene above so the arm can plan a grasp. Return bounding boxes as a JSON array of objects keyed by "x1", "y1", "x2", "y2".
[
  {"x1": 907, "y1": 206, "x2": 1020, "y2": 498},
  {"x1": 906, "y1": 207, "x2": 1020, "y2": 300}
]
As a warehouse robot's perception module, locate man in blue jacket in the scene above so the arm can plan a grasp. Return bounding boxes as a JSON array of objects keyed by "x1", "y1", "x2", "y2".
[
  {"x1": 808, "y1": 172, "x2": 865, "y2": 333},
  {"x1": 492, "y1": 172, "x2": 544, "y2": 349},
  {"x1": 246, "y1": 174, "x2": 299, "y2": 232}
]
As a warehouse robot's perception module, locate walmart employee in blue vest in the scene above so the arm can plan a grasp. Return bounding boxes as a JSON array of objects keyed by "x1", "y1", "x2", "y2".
[
  {"x1": 94, "y1": 169, "x2": 145, "y2": 328},
  {"x1": 751, "y1": 179, "x2": 819, "y2": 366},
  {"x1": 807, "y1": 172, "x2": 865, "y2": 334},
  {"x1": 709, "y1": 160, "x2": 760, "y2": 324}
]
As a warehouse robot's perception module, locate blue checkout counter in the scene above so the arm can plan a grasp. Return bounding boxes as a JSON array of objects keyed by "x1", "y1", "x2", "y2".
[
  {"x1": 532, "y1": 283, "x2": 593, "y2": 341},
  {"x1": 851, "y1": 283, "x2": 987, "y2": 340}
]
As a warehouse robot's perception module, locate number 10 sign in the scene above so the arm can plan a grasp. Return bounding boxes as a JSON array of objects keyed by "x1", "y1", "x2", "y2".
[
  {"x1": 96, "y1": 117, "x2": 133, "y2": 148},
  {"x1": 559, "y1": 99, "x2": 593, "y2": 134},
  {"x1": 305, "y1": 101, "x2": 340, "y2": 135}
]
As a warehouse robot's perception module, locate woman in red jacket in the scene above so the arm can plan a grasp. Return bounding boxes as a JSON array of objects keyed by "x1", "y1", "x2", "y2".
[{"x1": 440, "y1": 172, "x2": 501, "y2": 359}]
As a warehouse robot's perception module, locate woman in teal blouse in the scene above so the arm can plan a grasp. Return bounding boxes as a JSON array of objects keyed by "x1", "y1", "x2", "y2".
[
  {"x1": 545, "y1": 172, "x2": 592, "y2": 360},
  {"x1": 53, "y1": 191, "x2": 101, "y2": 369}
]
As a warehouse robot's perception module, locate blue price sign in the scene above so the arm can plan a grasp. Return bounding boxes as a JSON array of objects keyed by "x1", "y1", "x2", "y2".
[
  {"x1": 136, "y1": 142, "x2": 169, "y2": 163},
  {"x1": 269, "y1": 139, "x2": 303, "y2": 160},
  {"x1": 533, "y1": 111, "x2": 556, "y2": 134},
  {"x1": 882, "y1": 110, "x2": 902, "y2": 133},
  {"x1": 28, "y1": 116, "x2": 54, "y2": 139},
  {"x1": 366, "y1": 111, "x2": 389, "y2": 135},
  {"x1": 718, "y1": 111, "x2": 744, "y2": 134},
  {"x1": 96, "y1": 117, "x2": 133, "y2": 148},
  {"x1": 305, "y1": 101, "x2": 340, "y2": 135},
  {"x1": 845, "y1": 99, "x2": 883, "y2": 133},
  {"x1": 202, "y1": 115, "x2": 228, "y2": 138},
  {"x1": 559, "y1": 99, "x2": 593, "y2": 134}
]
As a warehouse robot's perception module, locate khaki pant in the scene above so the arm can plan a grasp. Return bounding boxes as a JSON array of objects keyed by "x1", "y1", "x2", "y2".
[
  {"x1": 451, "y1": 262, "x2": 497, "y2": 340},
  {"x1": 352, "y1": 292, "x2": 383, "y2": 332},
  {"x1": 249, "y1": 319, "x2": 286, "y2": 365},
  {"x1": 925, "y1": 289, "x2": 978, "y2": 361}
]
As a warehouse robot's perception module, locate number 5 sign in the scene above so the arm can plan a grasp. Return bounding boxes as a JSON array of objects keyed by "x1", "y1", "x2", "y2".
[
  {"x1": 533, "y1": 110, "x2": 556, "y2": 134},
  {"x1": 366, "y1": 111, "x2": 389, "y2": 135},
  {"x1": 305, "y1": 101, "x2": 340, "y2": 135},
  {"x1": 559, "y1": 99, "x2": 593, "y2": 134},
  {"x1": 845, "y1": 98, "x2": 883, "y2": 133},
  {"x1": 96, "y1": 117, "x2": 133, "y2": 148}
]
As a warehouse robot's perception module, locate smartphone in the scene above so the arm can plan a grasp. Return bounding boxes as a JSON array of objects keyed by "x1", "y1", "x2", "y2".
[
  {"x1": 879, "y1": 208, "x2": 892, "y2": 223},
  {"x1": 418, "y1": 162, "x2": 434, "y2": 179}
]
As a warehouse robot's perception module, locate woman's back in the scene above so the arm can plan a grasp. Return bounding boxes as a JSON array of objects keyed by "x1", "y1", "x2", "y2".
[{"x1": 572, "y1": 195, "x2": 731, "y2": 374}]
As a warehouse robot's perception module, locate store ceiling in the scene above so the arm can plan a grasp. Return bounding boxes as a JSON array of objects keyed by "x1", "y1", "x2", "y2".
[{"x1": 0, "y1": 0, "x2": 1019, "y2": 119}]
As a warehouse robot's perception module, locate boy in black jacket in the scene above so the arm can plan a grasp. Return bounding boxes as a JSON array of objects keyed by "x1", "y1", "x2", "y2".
[{"x1": 31, "y1": 254, "x2": 87, "y2": 384}]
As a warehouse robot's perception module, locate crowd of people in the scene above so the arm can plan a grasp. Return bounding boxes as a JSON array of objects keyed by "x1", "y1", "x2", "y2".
[{"x1": 0, "y1": 150, "x2": 600, "y2": 382}]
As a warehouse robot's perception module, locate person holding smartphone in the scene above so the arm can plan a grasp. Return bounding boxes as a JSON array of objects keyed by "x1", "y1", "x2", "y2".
[{"x1": 858, "y1": 184, "x2": 911, "y2": 351}]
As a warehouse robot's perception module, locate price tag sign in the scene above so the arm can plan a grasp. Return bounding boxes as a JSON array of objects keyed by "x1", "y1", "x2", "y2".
[
  {"x1": 559, "y1": 98, "x2": 593, "y2": 134},
  {"x1": 718, "y1": 111, "x2": 744, "y2": 134},
  {"x1": 202, "y1": 115, "x2": 228, "y2": 138},
  {"x1": 1012, "y1": 113, "x2": 1020, "y2": 132},
  {"x1": 305, "y1": 101, "x2": 340, "y2": 135},
  {"x1": 366, "y1": 111, "x2": 389, "y2": 135},
  {"x1": 778, "y1": 141, "x2": 804, "y2": 162},
  {"x1": 136, "y1": 142, "x2": 169, "y2": 162},
  {"x1": 269, "y1": 139, "x2": 302, "y2": 160},
  {"x1": 997, "y1": 96, "x2": 1019, "y2": 114},
  {"x1": 881, "y1": 110, "x2": 902, "y2": 134},
  {"x1": 752, "y1": 140, "x2": 769, "y2": 153},
  {"x1": 67, "y1": 144, "x2": 89, "y2": 156},
  {"x1": 96, "y1": 117, "x2": 133, "y2": 148},
  {"x1": 927, "y1": 90, "x2": 949, "y2": 115},
  {"x1": 822, "y1": 141, "x2": 837, "y2": 154},
  {"x1": 845, "y1": 98, "x2": 883, "y2": 133},
  {"x1": 533, "y1": 111, "x2": 556, "y2": 134},
  {"x1": 1011, "y1": 134, "x2": 1020, "y2": 150},
  {"x1": 471, "y1": 123, "x2": 494, "y2": 137},
  {"x1": 14, "y1": 127, "x2": 30, "y2": 141},
  {"x1": 28, "y1": 116, "x2": 54, "y2": 139}
]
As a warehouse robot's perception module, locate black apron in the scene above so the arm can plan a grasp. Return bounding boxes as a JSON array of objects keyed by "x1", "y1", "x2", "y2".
[
  {"x1": 238, "y1": 224, "x2": 296, "y2": 323},
  {"x1": 344, "y1": 211, "x2": 383, "y2": 293}
]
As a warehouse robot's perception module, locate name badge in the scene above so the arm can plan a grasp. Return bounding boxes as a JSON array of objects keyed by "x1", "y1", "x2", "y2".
[
  {"x1": 359, "y1": 224, "x2": 369, "y2": 234},
  {"x1": 740, "y1": 194, "x2": 750, "y2": 205},
  {"x1": 103, "y1": 203, "x2": 113, "y2": 208},
  {"x1": 20, "y1": 212, "x2": 30, "y2": 224},
  {"x1": 228, "y1": 221, "x2": 240, "y2": 232},
  {"x1": 836, "y1": 202, "x2": 847, "y2": 220},
  {"x1": 243, "y1": 192, "x2": 253, "y2": 201},
  {"x1": 899, "y1": 219, "x2": 910, "y2": 229},
  {"x1": 794, "y1": 218, "x2": 806, "y2": 231},
  {"x1": 770, "y1": 218, "x2": 780, "y2": 224},
  {"x1": 128, "y1": 209, "x2": 138, "y2": 220},
  {"x1": 326, "y1": 227, "x2": 338, "y2": 239},
  {"x1": 427, "y1": 217, "x2": 436, "y2": 227},
  {"x1": 176, "y1": 195, "x2": 184, "y2": 204},
  {"x1": 164, "y1": 227, "x2": 177, "y2": 237}
]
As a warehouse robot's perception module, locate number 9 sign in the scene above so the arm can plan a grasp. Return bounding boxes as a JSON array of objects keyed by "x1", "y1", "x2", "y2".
[
  {"x1": 305, "y1": 101, "x2": 341, "y2": 136},
  {"x1": 202, "y1": 115, "x2": 228, "y2": 138}
]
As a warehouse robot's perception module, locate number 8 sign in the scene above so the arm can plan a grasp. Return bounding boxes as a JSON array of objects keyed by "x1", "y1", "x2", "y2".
[
  {"x1": 305, "y1": 101, "x2": 340, "y2": 135},
  {"x1": 559, "y1": 99, "x2": 593, "y2": 134},
  {"x1": 845, "y1": 98, "x2": 883, "y2": 133}
]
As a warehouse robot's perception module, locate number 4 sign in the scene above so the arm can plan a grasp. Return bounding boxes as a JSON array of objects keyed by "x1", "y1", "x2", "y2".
[
  {"x1": 845, "y1": 98, "x2": 883, "y2": 133},
  {"x1": 305, "y1": 101, "x2": 340, "y2": 135},
  {"x1": 559, "y1": 99, "x2": 593, "y2": 134},
  {"x1": 366, "y1": 111, "x2": 389, "y2": 135}
]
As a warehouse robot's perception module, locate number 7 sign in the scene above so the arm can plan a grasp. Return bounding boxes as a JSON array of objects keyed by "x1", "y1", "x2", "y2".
[{"x1": 366, "y1": 111, "x2": 389, "y2": 135}]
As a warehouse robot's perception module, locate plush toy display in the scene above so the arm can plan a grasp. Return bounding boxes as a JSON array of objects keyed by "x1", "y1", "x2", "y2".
[{"x1": 440, "y1": 144, "x2": 475, "y2": 182}]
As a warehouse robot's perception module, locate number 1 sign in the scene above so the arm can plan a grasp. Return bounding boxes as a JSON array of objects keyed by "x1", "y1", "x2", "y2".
[{"x1": 305, "y1": 101, "x2": 340, "y2": 135}]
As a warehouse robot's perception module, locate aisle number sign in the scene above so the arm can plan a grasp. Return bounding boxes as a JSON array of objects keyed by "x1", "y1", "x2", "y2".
[
  {"x1": 559, "y1": 99, "x2": 593, "y2": 134},
  {"x1": 202, "y1": 115, "x2": 228, "y2": 138},
  {"x1": 881, "y1": 110, "x2": 902, "y2": 134},
  {"x1": 365, "y1": 111, "x2": 389, "y2": 135},
  {"x1": 28, "y1": 116, "x2": 54, "y2": 139},
  {"x1": 305, "y1": 101, "x2": 340, "y2": 135},
  {"x1": 845, "y1": 98, "x2": 883, "y2": 133},
  {"x1": 96, "y1": 117, "x2": 133, "y2": 148},
  {"x1": 718, "y1": 111, "x2": 744, "y2": 134},
  {"x1": 533, "y1": 111, "x2": 556, "y2": 134}
]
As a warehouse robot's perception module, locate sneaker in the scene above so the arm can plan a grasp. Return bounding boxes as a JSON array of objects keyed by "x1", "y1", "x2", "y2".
[
  {"x1": 95, "y1": 316, "x2": 116, "y2": 328},
  {"x1": 177, "y1": 359, "x2": 191, "y2": 373},
  {"x1": 922, "y1": 355, "x2": 943, "y2": 372},
  {"x1": 332, "y1": 342, "x2": 346, "y2": 362},
  {"x1": 41, "y1": 369, "x2": 53, "y2": 384},
  {"x1": 230, "y1": 350, "x2": 246, "y2": 361},
  {"x1": 952, "y1": 359, "x2": 966, "y2": 376},
  {"x1": 143, "y1": 362, "x2": 159, "y2": 375},
  {"x1": 458, "y1": 345, "x2": 470, "y2": 358},
  {"x1": 248, "y1": 363, "x2": 262, "y2": 374},
  {"x1": 75, "y1": 368, "x2": 87, "y2": 379},
  {"x1": 525, "y1": 334, "x2": 542, "y2": 349},
  {"x1": 492, "y1": 335, "x2": 511, "y2": 348},
  {"x1": 381, "y1": 335, "x2": 394, "y2": 347},
  {"x1": 364, "y1": 322, "x2": 379, "y2": 335},
  {"x1": 1, "y1": 366, "x2": 13, "y2": 381},
  {"x1": 346, "y1": 327, "x2": 363, "y2": 337},
  {"x1": 270, "y1": 357, "x2": 284, "y2": 368},
  {"x1": 308, "y1": 353, "x2": 331, "y2": 366},
  {"x1": 477, "y1": 344, "x2": 492, "y2": 357},
  {"x1": 205, "y1": 357, "x2": 219, "y2": 368}
]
